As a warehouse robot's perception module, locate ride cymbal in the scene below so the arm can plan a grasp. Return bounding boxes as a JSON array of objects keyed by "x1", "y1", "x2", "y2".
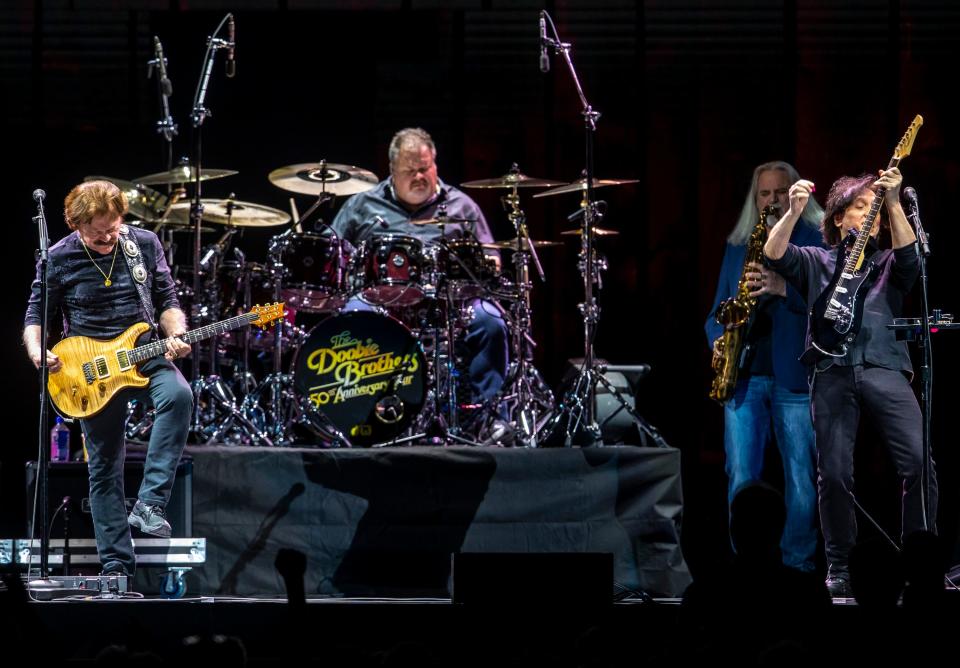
[
  {"x1": 481, "y1": 238, "x2": 563, "y2": 250},
  {"x1": 84, "y1": 175, "x2": 168, "y2": 222},
  {"x1": 560, "y1": 227, "x2": 620, "y2": 236},
  {"x1": 531, "y1": 177, "x2": 639, "y2": 198},
  {"x1": 411, "y1": 216, "x2": 475, "y2": 226},
  {"x1": 268, "y1": 162, "x2": 378, "y2": 196},
  {"x1": 164, "y1": 199, "x2": 291, "y2": 227},
  {"x1": 461, "y1": 171, "x2": 566, "y2": 189},
  {"x1": 132, "y1": 166, "x2": 238, "y2": 185}
]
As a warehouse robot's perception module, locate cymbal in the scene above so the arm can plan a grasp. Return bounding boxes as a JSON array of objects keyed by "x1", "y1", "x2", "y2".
[
  {"x1": 129, "y1": 220, "x2": 217, "y2": 233},
  {"x1": 461, "y1": 172, "x2": 566, "y2": 189},
  {"x1": 165, "y1": 199, "x2": 291, "y2": 227},
  {"x1": 482, "y1": 238, "x2": 564, "y2": 250},
  {"x1": 531, "y1": 177, "x2": 639, "y2": 198},
  {"x1": 132, "y1": 166, "x2": 238, "y2": 186},
  {"x1": 560, "y1": 227, "x2": 620, "y2": 236},
  {"x1": 268, "y1": 162, "x2": 378, "y2": 196},
  {"x1": 84, "y1": 175, "x2": 168, "y2": 222},
  {"x1": 411, "y1": 216, "x2": 475, "y2": 226}
]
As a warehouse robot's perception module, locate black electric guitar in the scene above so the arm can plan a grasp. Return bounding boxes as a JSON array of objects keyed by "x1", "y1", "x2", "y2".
[{"x1": 808, "y1": 115, "x2": 923, "y2": 360}]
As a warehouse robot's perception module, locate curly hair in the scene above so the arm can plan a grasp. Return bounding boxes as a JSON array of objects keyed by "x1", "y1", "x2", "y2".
[
  {"x1": 820, "y1": 174, "x2": 887, "y2": 247},
  {"x1": 63, "y1": 180, "x2": 128, "y2": 231}
]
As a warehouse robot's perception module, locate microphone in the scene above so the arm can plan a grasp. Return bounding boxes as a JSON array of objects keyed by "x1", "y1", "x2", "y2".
[
  {"x1": 153, "y1": 37, "x2": 173, "y2": 96},
  {"x1": 33, "y1": 189, "x2": 46, "y2": 203},
  {"x1": 226, "y1": 15, "x2": 236, "y2": 78},
  {"x1": 903, "y1": 186, "x2": 918, "y2": 213},
  {"x1": 539, "y1": 13, "x2": 550, "y2": 73}
]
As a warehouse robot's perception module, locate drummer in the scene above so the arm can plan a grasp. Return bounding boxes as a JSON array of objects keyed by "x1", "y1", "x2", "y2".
[{"x1": 329, "y1": 127, "x2": 509, "y2": 430}]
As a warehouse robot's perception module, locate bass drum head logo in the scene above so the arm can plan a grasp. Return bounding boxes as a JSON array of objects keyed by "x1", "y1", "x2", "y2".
[{"x1": 294, "y1": 310, "x2": 426, "y2": 445}]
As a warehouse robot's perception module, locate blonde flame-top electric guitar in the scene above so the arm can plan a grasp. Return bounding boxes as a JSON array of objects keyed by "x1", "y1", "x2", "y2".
[{"x1": 48, "y1": 303, "x2": 285, "y2": 419}]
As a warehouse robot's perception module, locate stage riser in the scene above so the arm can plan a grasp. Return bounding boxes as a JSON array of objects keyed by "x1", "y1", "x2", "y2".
[{"x1": 185, "y1": 445, "x2": 691, "y2": 598}]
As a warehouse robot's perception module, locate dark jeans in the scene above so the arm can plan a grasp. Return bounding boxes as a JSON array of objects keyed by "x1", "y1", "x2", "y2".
[
  {"x1": 811, "y1": 364, "x2": 937, "y2": 578},
  {"x1": 80, "y1": 358, "x2": 192, "y2": 575}
]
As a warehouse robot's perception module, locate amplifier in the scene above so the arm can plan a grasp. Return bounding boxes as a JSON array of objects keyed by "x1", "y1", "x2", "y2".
[{"x1": 25, "y1": 457, "x2": 192, "y2": 538}]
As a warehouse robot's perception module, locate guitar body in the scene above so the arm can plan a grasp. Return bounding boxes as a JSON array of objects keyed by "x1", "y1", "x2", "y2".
[
  {"x1": 809, "y1": 245, "x2": 879, "y2": 359},
  {"x1": 48, "y1": 322, "x2": 152, "y2": 419}
]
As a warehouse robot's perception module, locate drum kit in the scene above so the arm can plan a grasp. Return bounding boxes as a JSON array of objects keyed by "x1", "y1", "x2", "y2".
[{"x1": 96, "y1": 159, "x2": 637, "y2": 448}]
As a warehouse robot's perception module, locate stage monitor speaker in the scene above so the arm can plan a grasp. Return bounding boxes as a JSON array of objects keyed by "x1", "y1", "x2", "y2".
[
  {"x1": 451, "y1": 552, "x2": 613, "y2": 608},
  {"x1": 25, "y1": 457, "x2": 193, "y2": 538}
]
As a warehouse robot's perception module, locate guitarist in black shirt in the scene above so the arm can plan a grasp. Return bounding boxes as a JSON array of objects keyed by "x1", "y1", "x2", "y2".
[
  {"x1": 764, "y1": 168, "x2": 937, "y2": 598},
  {"x1": 23, "y1": 180, "x2": 193, "y2": 579}
]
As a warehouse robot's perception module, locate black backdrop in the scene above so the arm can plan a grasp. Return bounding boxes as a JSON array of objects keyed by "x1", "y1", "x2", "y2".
[{"x1": 4, "y1": 1, "x2": 960, "y2": 576}]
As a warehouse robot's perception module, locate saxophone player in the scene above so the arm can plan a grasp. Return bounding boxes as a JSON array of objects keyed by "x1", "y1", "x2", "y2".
[{"x1": 705, "y1": 161, "x2": 825, "y2": 573}]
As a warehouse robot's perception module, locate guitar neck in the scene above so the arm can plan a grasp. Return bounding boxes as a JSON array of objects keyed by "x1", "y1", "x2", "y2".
[
  {"x1": 126, "y1": 312, "x2": 258, "y2": 365},
  {"x1": 841, "y1": 155, "x2": 900, "y2": 274}
]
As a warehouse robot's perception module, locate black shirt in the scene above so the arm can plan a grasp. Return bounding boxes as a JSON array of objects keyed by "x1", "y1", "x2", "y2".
[
  {"x1": 24, "y1": 225, "x2": 180, "y2": 340},
  {"x1": 766, "y1": 242, "x2": 919, "y2": 375}
]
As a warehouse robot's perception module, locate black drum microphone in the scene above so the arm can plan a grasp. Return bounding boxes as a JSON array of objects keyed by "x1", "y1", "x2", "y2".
[
  {"x1": 226, "y1": 14, "x2": 236, "y2": 78},
  {"x1": 153, "y1": 37, "x2": 173, "y2": 96}
]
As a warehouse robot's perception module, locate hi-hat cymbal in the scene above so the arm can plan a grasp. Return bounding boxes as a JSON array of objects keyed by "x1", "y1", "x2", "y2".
[
  {"x1": 84, "y1": 176, "x2": 168, "y2": 222},
  {"x1": 268, "y1": 162, "x2": 378, "y2": 196},
  {"x1": 165, "y1": 199, "x2": 291, "y2": 227},
  {"x1": 482, "y1": 238, "x2": 563, "y2": 250},
  {"x1": 411, "y1": 216, "x2": 475, "y2": 226},
  {"x1": 531, "y1": 177, "x2": 639, "y2": 198},
  {"x1": 560, "y1": 227, "x2": 620, "y2": 236},
  {"x1": 461, "y1": 170, "x2": 566, "y2": 189},
  {"x1": 132, "y1": 166, "x2": 238, "y2": 186}
]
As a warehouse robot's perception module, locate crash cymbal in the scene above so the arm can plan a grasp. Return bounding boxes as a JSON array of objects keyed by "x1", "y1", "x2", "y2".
[
  {"x1": 165, "y1": 199, "x2": 291, "y2": 227},
  {"x1": 411, "y1": 216, "x2": 475, "y2": 226},
  {"x1": 461, "y1": 170, "x2": 566, "y2": 189},
  {"x1": 560, "y1": 227, "x2": 620, "y2": 236},
  {"x1": 531, "y1": 177, "x2": 639, "y2": 198},
  {"x1": 84, "y1": 176, "x2": 169, "y2": 222},
  {"x1": 481, "y1": 238, "x2": 563, "y2": 250},
  {"x1": 268, "y1": 162, "x2": 378, "y2": 196},
  {"x1": 132, "y1": 166, "x2": 238, "y2": 186},
  {"x1": 128, "y1": 220, "x2": 217, "y2": 233}
]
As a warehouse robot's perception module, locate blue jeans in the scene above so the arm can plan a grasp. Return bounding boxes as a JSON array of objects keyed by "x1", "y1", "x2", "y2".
[
  {"x1": 343, "y1": 296, "x2": 508, "y2": 401},
  {"x1": 80, "y1": 358, "x2": 192, "y2": 576},
  {"x1": 724, "y1": 375, "x2": 818, "y2": 572}
]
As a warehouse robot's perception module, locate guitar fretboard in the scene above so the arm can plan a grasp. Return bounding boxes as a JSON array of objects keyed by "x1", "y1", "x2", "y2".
[{"x1": 126, "y1": 313, "x2": 257, "y2": 365}]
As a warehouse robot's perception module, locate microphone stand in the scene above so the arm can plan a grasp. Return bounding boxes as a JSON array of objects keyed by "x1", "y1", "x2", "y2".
[
  {"x1": 540, "y1": 10, "x2": 606, "y2": 446},
  {"x1": 906, "y1": 193, "x2": 934, "y2": 531},
  {"x1": 148, "y1": 36, "x2": 178, "y2": 267},
  {"x1": 28, "y1": 191, "x2": 62, "y2": 592},
  {"x1": 187, "y1": 13, "x2": 233, "y2": 438}
]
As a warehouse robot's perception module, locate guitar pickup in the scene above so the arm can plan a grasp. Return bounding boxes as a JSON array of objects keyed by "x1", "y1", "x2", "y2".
[
  {"x1": 834, "y1": 286, "x2": 847, "y2": 294},
  {"x1": 82, "y1": 362, "x2": 95, "y2": 385},
  {"x1": 116, "y1": 350, "x2": 132, "y2": 372},
  {"x1": 93, "y1": 356, "x2": 110, "y2": 379}
]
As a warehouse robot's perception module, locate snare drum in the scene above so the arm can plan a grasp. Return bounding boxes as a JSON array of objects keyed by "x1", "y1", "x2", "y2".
[
  {"x1": 276, "y1": 233, "x2": 349, "y2": 313},
  {"x1": 294, "y1": 310, "x2": 427, "y2": 445},
  {"x1": 436, "y1": 237, "x2": 498, "y2": 301},
  {"x1": 354, "y1": 234, "x2": 430, "y2": 306}
]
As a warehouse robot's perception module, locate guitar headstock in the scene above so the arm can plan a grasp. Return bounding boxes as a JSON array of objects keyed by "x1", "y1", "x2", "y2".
[
  {"x1": 249, "y1": 303, "x2": 286, "y2": 328},
  {"x1": 893, "y1": 114, "x2": 924, "y2": 160}
]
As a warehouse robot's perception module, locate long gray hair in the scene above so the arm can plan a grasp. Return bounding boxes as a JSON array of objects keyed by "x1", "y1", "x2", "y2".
[{"x1": 727, "y1": 161, "x2": 824, "y2": 245}]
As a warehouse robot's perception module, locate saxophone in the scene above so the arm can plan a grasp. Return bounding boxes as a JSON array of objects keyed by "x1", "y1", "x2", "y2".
[{"x1": 709, "y1": 205, "x2": 779, "y2": 403}]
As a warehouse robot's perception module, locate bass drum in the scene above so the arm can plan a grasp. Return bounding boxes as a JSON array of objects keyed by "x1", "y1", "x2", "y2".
[{"x1": 293, "y1": 310, "x2": 427, "y2": 446}]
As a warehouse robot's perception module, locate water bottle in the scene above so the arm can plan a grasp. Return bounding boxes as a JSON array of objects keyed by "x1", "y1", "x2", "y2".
[{"x1": 50, "y1": 416, "x2": 71, "y2": 462}]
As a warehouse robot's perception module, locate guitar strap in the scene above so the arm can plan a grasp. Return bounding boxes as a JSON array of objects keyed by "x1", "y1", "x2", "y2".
[{"x1": 118, "y1": 225, "x2": 159, "y2": 337}]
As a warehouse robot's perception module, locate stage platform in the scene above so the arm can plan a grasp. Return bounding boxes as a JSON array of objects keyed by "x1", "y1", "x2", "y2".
[{"x1": 171, "y1": 444, "x2": 691, "y2": 600}]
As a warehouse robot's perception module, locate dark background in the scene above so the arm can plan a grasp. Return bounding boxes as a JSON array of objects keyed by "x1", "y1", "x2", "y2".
[{"x1": 3, "y1": 1, "x2": 959, "y2": 578}]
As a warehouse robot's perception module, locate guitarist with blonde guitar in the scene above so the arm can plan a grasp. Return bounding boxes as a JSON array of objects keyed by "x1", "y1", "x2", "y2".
[
  {"x1": 23, "y1": 180, "x2": 194, "y2": 580},
  {"x1": 763, "y1": 116, "x2": 937, "y2": 599}
]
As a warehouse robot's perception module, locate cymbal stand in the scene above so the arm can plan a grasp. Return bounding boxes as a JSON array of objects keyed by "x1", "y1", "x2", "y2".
[
  {"x1": 541, "y1": 9, "x2": 625, "y2": 447},
  {"x1": 505, "y1": 187, "x2": 555, "y2": 446},
  {"x1": 185, "y1": 13, "x2": 234, "y2": 442}
]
